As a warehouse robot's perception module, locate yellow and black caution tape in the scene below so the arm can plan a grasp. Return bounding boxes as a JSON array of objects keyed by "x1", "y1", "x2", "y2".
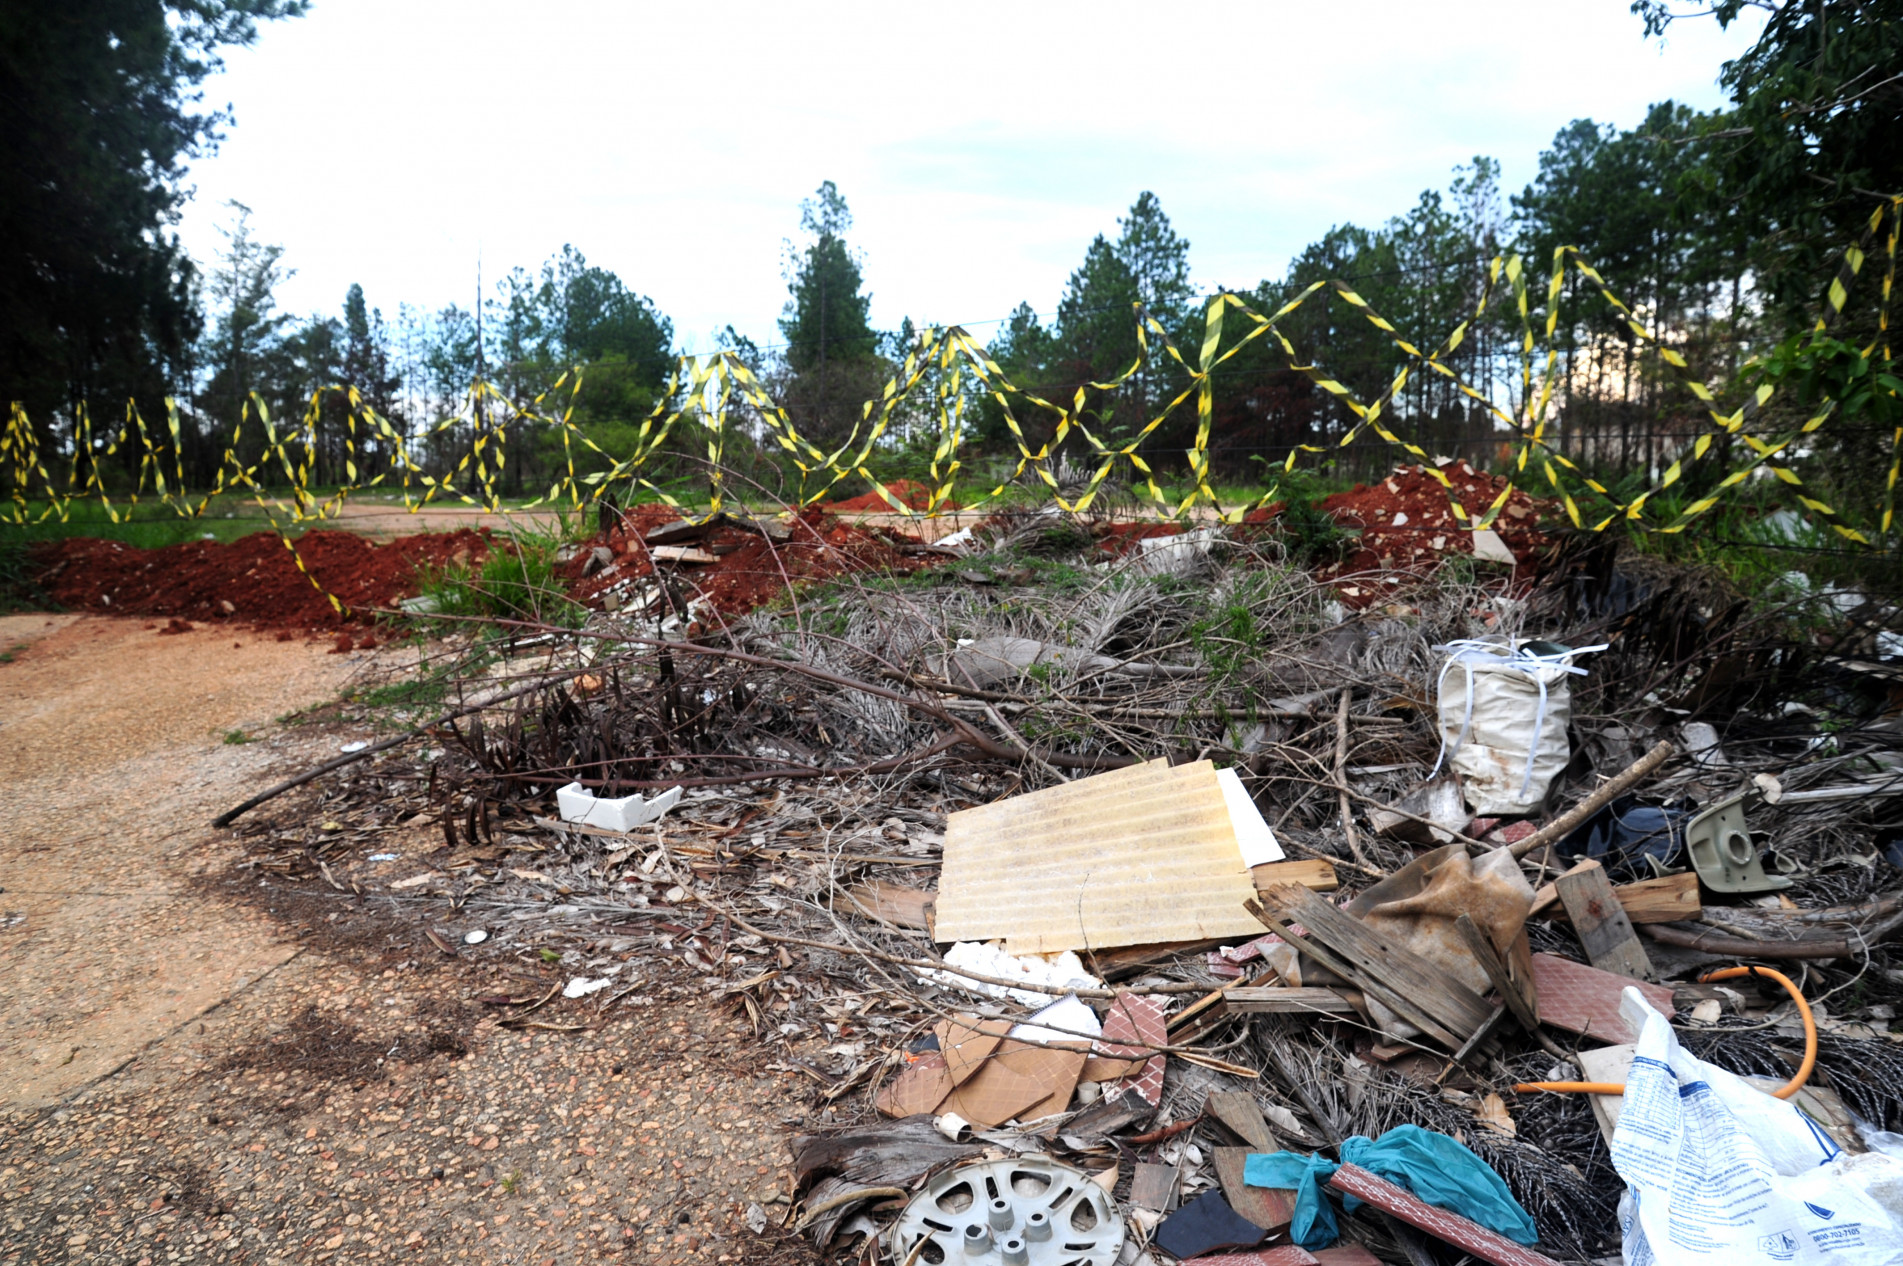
[{"x1": 5, "y1": 200, "x2": 1898, "y2": 614}]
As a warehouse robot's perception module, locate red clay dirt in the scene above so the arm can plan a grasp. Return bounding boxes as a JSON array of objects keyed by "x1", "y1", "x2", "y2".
[
  {"x1": 32, "y1": 528, "x2": 490, "y2": 633},
  {"x1": 823, "y1": 478, "x2": 953, "y2": 512},
  {"x1": 1314, "y1": 461, "x2": 1550, "y2": 597}
]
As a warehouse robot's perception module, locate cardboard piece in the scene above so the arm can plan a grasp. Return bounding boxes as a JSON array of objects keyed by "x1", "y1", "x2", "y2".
[
  {"x1": 1153, "y1": 1190, "x2": 1270, "y2": 1260},
  {"x1": 935, "y1": 1014, "x2": 1010, "y2": 1085},
  {"x1": 935, "y1": 759, "x2": 1268, "y2": 954},
  {"x1": 875, "y1": 1052, "x2": 952, "y2": 1119},
  {"x1": 938, "y1": 1039, "x2": 1084, "y2": 1128},
  {"x1": 1215, "y1": 1146, "x2": 1297, "y2": 1230},
  {"x1": 1528, "y1": 953, "x2": 1675, "y2": 1041},
  {"x1": 935, "y1": 1057, "x2": 1049, "y2": 1129}
]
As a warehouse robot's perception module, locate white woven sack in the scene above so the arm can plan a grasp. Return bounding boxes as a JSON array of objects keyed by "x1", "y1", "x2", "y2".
[{"x1": 1435, "y1": 641, "x2": 1594, "y2": 815}]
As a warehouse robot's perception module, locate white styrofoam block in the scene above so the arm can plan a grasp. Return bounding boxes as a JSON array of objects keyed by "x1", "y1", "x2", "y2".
[
  {"x1": 554, "y1": 782, "x2": 683, "y2": 832},
  {"x1": 1217, "y1": 766, "x2": 1284, "y2": 866}
]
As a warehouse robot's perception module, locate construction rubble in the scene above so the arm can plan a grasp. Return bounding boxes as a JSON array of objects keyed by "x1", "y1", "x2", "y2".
[{"x1": 201, "y1": 469, "x2": 1903, "y2": 1265}]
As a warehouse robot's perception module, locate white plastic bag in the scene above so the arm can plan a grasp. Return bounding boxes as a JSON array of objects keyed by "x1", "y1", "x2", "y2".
[
  {"x1": 1611, "y1": 987, "x2": 1903, "y2": 1266},
  {"x1": 1434, "y1": 640, "x2": 1598, "y2": 814}
]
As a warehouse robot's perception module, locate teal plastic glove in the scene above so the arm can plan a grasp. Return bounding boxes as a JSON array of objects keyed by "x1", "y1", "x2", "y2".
[{"x1": 1244, "y1": 1124, "x2": 1538, "y2": 1249}]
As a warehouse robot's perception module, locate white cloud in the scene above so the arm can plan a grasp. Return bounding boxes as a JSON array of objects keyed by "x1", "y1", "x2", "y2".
[{"x1": 177, "y1": 0, "x2": 1765, "y2": 347}]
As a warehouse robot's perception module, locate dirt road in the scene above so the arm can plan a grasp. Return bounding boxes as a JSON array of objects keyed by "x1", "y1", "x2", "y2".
[{"x1": 0, "y1": 616, "x2": 816, "y2": 1264}]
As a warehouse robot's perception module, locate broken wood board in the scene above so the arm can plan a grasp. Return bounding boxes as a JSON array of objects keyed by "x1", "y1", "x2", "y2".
[
  {"x1": 1205, "y1": 1090, "x2": 1278, "y2": 1150},
  {"x1": 837, "y1": 881, "x2": 935, "y2": 930},
  {"x1": 646, "y1": 544, "x2": 716, "y2": 564},
  {"x1": 1085, "y1": 937, "x2": 1230, "y2": 982},
  {"x1": 1555, "y1": 861, "x2": 1655, "y2": 981},
  {"x1": 1453, "y1": 915, "x2": 1540, "y2": 1034},
  {"x1": 1131, "y1": 1161, "x2": 1180, "y2": 1211},
  {"x1": 1529, "y1": 868, "x2": 1699, "y2": 924},
  {"x1": 1254, "y1": 884, "x2": 1495, "y2": 1050},
  {"x1": 1214, "y1": 1147, "x2": 1297, "y2": 1230},
  {"x1": 1326, "y1": 1163, "x2": 1563, "y2": 1266},
  {"x1": 1221, "y1": 988, "x2": 1358, "y2": 1015},
  {"x1": 935, "y1": 758, "x2": 1265, "y2": 953},
  {"x1": 1529, "y1": 952, "x2": 1675, "y2": 1041},
  {"x1": 1252, "y1": 859, "x2": 1339, "y2": 893}
]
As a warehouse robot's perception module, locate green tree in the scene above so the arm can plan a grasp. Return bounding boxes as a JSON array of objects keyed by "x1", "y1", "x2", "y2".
[
  {"x1": 0, "y1": 0, "x2": 307, "y2": 440},
  {"x1": 777, "y1": 181, "x2": 883, "y2": 445},
  {"x1": 1634, "y1": 0, "x2": 1903, "y2": 318},
  {"x1": 194, "y1": 202, "x2": 292, "y2": 477}
]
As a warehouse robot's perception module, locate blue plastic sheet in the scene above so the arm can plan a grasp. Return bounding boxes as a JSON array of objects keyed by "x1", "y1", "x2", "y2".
[{"x1": 1243, "y1": 1124, "x2": 1538, "y2": 1250}]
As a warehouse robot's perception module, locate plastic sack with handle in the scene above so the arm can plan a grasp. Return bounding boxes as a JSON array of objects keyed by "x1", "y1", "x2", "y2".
[{"x1": 1611, "y1": 987, "x2": 1903, "y2": 1265}]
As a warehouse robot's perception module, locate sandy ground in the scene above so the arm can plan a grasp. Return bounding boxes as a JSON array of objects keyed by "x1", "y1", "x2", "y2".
[{"x1": 0, "y1": 615, "x2": 819, "y2": 1265}]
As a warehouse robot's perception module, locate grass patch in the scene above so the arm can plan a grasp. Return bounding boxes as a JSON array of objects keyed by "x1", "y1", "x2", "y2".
[
  {"x1": 2, "y1": 496, "x2": 280, "y2": 548},
  {"x1": 409, "y1": 511, "x2": 588, "y2": 634},
  {"x1": 222, "y1": 729, "x2": 253, "y2": 745}
]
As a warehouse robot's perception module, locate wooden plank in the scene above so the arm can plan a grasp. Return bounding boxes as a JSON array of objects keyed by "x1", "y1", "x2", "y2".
[
  {"x1": 838, "y1": 881, "x2": 935, "y2": 930},
  {"x1": 1131, "y1": 1161, "x2": 1179, "y2": 1212},
  {"x1": 1326, "y1": 1164, "x2": 1564, "y2": 1266},
  {"x1": 1555, "y1": 860, "x2": 1656, "y2": 981},
  {"x1": 1607, "y1": 871, "x2": 1700, "y2": 924},
  {"x1": 1220, "y1": 988, "x2": 1358, "y2": 1015},
  {"x1": 1255, "y1": 885, "x2": 1495, "y2": 1047},
  {"x1": 1246, "y1": 905, "x2": 1464, "y2": 1050},
  {"x1": 1213, "y1": 1147, "x2": 1296, "y2": 1231},
  {"x1": 1251, "y1": 859, "x2": 1339, "y2": 893},
  {"x1": 1205, "y1": 1091, "x2": 1277, "y2": 1150},
  {"x1": 1532, "y1": 867, "x2": 1700, "y2": 925},
  {"x1": 1453, "y1": 915, "x2": 1541, "y2": 1034}
]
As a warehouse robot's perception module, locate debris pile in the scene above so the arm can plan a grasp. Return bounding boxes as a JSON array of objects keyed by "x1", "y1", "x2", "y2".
[
  {"x1": 205, "y1": 495, "x2": 1903, "y2": 1265},
  {"x1": 564, "y1": 503, "x2": 943, "y2": 626}
]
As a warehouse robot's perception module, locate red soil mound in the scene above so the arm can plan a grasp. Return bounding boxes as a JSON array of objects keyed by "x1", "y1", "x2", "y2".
[
  {"x1": 568, "y1": 506, "x2": 938, "y2": 625},
  {"x1": 1314, "y1": 461, "x2": 1550, "y2": 601},
  {"x1": 824, "y1": 479, "x2": 953, "y2": 513},
  {"x1": 34, "y1": 528, "x2": 490, "y2": 631}
]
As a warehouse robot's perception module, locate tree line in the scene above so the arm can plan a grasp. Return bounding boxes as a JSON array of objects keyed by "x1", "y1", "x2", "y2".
[{"x1": 3, "y1": 0, "x2": 1898, "y2": 514}]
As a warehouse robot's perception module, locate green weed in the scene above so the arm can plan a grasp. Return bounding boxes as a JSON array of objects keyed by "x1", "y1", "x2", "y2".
[
  {"x1": 410, "y1": 511, "x2": 587, "y2": 633},
  {"x1": 222, "y1": 729, "x2": 253, "y2": 745}
]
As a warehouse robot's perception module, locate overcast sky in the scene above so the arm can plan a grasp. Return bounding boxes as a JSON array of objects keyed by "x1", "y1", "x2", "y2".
[{"x1": 175, "y1": 0, "x2": 1767, "y2": 353}]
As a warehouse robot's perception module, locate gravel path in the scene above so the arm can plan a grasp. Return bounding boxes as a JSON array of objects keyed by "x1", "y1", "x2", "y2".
[{"x1": 0, "y1": 615, "x2": 821, "y2": 1265}]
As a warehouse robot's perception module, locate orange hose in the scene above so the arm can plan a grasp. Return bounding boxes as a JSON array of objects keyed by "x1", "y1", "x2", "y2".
[{"x1": 1512, "y1": 965, "x2": 1816, "y2": 1099}]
